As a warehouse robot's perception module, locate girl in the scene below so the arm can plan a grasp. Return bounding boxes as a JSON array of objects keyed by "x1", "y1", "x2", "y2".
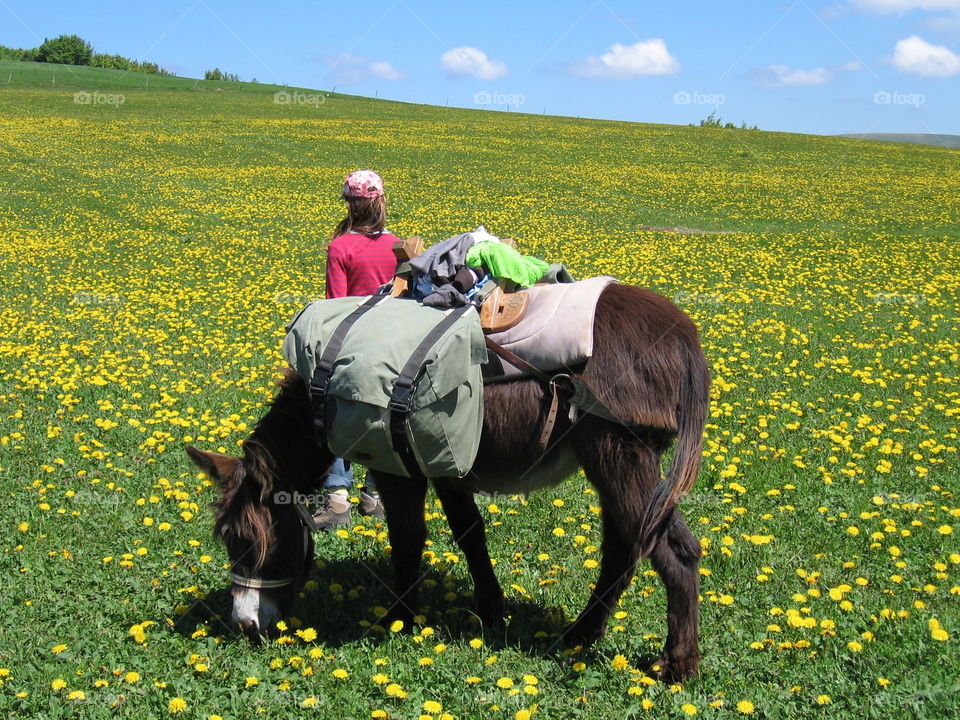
[
  {"x1": 313, "y1": 170, "x2": 398, "y2": 529},
  {"x1": 325, "y1": 170, "x2": 399, "y2": 298}
]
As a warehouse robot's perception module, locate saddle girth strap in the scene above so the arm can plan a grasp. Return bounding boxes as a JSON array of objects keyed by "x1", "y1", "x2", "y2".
[
  {"x1": 483, "y1": 336, "x2": 552, "y2": 383},
  {"x1": 484, "y1": 337, "x2": 559, "y2": 450},
  {"x1": 483, "y1": 337, "x2": 648, "y2": 445}
]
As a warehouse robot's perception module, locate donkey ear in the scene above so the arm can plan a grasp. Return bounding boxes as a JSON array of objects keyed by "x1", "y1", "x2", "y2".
[{"x1": 186, "y1": 445, "x2": 239, "y2": 484}]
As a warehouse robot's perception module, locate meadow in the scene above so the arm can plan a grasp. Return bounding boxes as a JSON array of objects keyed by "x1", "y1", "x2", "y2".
[{"x1": 0, "y1": 61, "x2": 958, "y2": 719}]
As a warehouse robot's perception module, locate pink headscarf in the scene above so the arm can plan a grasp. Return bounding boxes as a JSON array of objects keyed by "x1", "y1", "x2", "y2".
[{"x1": 343, "y1": 169, "x2": 384, "y2": 198}]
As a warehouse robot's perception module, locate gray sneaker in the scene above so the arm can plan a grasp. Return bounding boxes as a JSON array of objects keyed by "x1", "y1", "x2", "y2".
[
  {"x1": 359, "y1": 490, "x2": 385, "y2": 519},
  {"x1": 311, "y1": 492, "x2": 352, "y2": 531}
]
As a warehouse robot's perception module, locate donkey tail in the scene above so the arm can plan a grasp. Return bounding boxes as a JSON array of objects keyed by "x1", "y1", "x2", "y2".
[{"x1": 639, "y1": 341, "x2": 710, "y2": 556}]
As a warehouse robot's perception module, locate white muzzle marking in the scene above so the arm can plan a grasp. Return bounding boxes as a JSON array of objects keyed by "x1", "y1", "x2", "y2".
[{"x1": 231, "y1": 586, "x2": 280, "y2": 632}]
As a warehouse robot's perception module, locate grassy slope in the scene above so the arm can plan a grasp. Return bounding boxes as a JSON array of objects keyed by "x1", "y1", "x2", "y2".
[
  {"x1": 838, "y1": 133, "x2": 960, "y2": 149},
  {"x1": 0, "y1": 62, "x2": 958, "y2": 719},
  {"x1": 0, "y1": 60, "x2": 339, "y2": 94}
]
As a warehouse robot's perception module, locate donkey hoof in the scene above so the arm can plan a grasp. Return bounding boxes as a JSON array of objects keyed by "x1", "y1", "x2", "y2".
[
  {"x1": 561, "y1": 619, "x2": 606, "y2": 647},
  {"x1": 652, "y1": 654, "x2": 700, "y2": 683},
  {"x1": 478, "y1": 610, "x2": 506, "y2": 631},
  {"x1": 477, "y1": 597, "x2": 505, "y2": 628}
]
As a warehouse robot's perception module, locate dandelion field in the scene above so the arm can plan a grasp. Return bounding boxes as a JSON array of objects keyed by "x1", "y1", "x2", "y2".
[{"x1": 1, "y1": 61, "x2": 958, "y2": 719}]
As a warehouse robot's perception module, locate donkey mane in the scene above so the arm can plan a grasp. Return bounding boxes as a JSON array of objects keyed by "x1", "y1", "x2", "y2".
[{"x1": 213, "y1": 369, "x2": 310, "y2": 569}]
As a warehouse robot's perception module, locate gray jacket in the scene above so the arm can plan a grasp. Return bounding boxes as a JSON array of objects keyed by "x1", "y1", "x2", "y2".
[{"x1": 408, "y1": 230, "x2": 476, "y2": 281}]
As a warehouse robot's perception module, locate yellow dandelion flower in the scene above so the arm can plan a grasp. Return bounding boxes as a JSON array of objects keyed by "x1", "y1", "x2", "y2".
[
  {"x1": 168, "y1": 697, "x2": 187, "y2": 714},
  {"x1": 295, "y1": 627, "x2": 317, "y2": 642}
]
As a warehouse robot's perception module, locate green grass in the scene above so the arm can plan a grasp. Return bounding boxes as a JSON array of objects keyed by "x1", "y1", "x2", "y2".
[
  {"x1": 0, "y1": 59, "x2": 337, "y2": 94},
  {"x1": 0, "y1": 61, "x2": 958, "y2": 719}
]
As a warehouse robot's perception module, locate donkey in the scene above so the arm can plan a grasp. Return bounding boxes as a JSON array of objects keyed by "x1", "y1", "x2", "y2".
[{"x1": 186, "y1": 284, "x2": 710, "y2": 681}]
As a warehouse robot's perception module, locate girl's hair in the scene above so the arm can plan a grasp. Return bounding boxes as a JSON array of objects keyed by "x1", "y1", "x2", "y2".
[{"x1": 333, "y1": 195, "x2": 386, "y2": 239}]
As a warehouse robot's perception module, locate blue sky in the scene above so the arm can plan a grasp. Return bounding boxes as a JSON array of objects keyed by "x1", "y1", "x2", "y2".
[{"x1": 2, "y1": 0, "x2": 958, "y2": 135}]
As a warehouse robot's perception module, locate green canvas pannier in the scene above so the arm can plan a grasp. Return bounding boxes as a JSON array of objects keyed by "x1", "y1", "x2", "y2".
[{"x1": 282, "y1": 295, "x2": 487, "y2": 479}]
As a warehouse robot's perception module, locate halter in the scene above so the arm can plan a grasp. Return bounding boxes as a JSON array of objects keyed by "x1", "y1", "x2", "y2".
[{"x1": 230, "y1": 500, "x2": 319, "y2": 590}]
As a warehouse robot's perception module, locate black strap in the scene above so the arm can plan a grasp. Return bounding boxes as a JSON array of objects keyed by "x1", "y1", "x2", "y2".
[
  {"x1": 388, "y1": 305, "x2": 474, "y2": 479},
  {"x1": 309, "y1": 295, "x2": 384, "y2": 438}
]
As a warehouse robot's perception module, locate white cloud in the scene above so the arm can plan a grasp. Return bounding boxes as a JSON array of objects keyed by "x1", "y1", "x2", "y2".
[
  {"x1": 323, "y1": 53, "x2": 404, "y2": 84},
  {"x1": 440, "y1": 47, "x2": 508, "y2": 80},
  {"x1": 892, "y1": 35, "x2": 960, "y2": 75},
  {"x1": 921, "y1": 12, "x2": 960, "y2": 30},
  {"x1": 572, "y1": 39, "x2": 680, "y2": 78},
  {"x1": 851, "y1": 0, "x2": 960, "y2": 12},
  {"x1": 752, "y1": 64, "x2": 835, "y2": 87},
  {"x1": 368, "y1": 60, "x2": 403, "y2": 81}
]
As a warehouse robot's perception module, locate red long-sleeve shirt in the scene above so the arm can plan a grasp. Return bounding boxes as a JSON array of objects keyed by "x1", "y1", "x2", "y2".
[{"x1": 325, "y1": 232, "x2": 399, "y2": 298}]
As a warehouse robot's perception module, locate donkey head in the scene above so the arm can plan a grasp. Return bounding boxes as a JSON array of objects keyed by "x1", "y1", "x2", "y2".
[{"x1": 187, "y1": 444, "x2": 315, "y2": 639}]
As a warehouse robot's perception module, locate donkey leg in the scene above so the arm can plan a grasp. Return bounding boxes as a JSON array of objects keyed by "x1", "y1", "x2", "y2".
[
  {"x1": 376, "y1": 472, "x2": 428, "y2": 627},
  {"x1": 566, "y1": 431, "x2": 665, "y2": 646},
  {"x1": 434, "y1": 480, "x2": 505, "y2": 627},
  {"x1": 564, "y1": 501, "x2": 642, "y2": 646},
  {"x1": 649, "y1": 513, "x2": 701, "y2": 682}
]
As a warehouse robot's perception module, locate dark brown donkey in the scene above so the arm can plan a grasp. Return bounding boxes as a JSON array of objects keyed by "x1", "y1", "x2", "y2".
[{"x1": 187, "y1": 284, "x2": 710, "y2": 681}]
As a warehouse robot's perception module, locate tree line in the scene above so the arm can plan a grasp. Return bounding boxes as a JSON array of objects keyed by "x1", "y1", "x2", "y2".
[
  {"x1": 0, "y1": 34, "x2": 244, "y2": 82},
  {"x1": 0, "y1": 34, "x2": 172, "y2": 75}
]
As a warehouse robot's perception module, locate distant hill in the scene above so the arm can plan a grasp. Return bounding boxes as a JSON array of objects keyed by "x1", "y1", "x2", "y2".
[
  {"x1": 838, "y1": 133, "x2": 960, "y2": 149},
  {"x1": 0, "y1": 59, "x2": 338, "y2": 97}
]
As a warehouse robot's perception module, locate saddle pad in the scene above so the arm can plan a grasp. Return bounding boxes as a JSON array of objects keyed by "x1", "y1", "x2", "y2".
[{"x1": 483, "y1": 275, "x2": 617, "y2": 382}]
